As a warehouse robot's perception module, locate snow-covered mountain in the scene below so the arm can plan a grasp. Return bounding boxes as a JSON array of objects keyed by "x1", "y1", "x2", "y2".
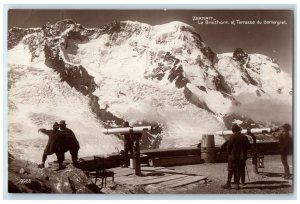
[{"x1": 8, "y1": 19, "x2": 292, "y2": 162}]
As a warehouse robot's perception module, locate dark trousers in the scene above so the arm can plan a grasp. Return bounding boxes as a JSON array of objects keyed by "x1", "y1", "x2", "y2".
[
  {"x1": 124, "y1": 141, "x2": 133, "y2": 165},
  {"x1": 70, "y1": 148, "x2": 79, "y2": 166},
  {"x1": 42, "y1": 152, "x2": 48, "y2": 163},
  {"x1": 236, "y1": 160, "x2": 246, "y2": 184},
  {"x1": 228, "y1": 159, "x2": 246, "y2": 185},
  {"x1": 241, "y1": 170, "x2": 245, "y2": 183},
  {"x1": 56, "y1": 152, "x2": 64, "y2": 168},
  {"x1": 281, "y1": 153, "x2": 290, "y2": 178},
  {"x1": 227, "y1": 158, "x2": 235, "y2": 185},
  {"x1": 42, "y1": 151, "x2": 64, "y2": 168}
]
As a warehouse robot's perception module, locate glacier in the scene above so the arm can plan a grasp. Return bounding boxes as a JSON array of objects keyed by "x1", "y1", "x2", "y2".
[{"x1": 7, "y1": 19, "x2": 292, "y2": 163}]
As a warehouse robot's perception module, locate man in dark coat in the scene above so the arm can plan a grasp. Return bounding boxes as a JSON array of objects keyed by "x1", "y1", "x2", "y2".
[
  {"x1": 279, "y1": 123, "x2": 292, "y2": 179},
  {"x1": 59, "y1": 120, "x2": 80, "y2": 167},
  {"x1": 38, "y1": 122, "x2": 64, "y2": 170},
  {"x1": 222, "y1": 124, "x2": 251, "y2": 190},
  {"x1": 121, "y1": 121, "x2": 134, "y2": 168}
]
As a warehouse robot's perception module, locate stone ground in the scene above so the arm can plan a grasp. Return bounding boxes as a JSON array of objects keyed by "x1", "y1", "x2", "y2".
[
  {"x1": 174, "y1": 155, "x2": 293, "y2": 194},
  {"x1": 99, "y1": 155, "x2": 293, "y2": 194}
]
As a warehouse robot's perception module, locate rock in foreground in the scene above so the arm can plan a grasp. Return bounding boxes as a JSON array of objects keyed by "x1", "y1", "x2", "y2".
[{"x1": 8, "y1": 154, "x2": 101, "y2": 193}]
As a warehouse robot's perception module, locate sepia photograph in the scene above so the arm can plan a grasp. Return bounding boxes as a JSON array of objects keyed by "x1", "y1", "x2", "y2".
[{"x1": 6, "y1": 8, "x2": 294, "y2": 195}]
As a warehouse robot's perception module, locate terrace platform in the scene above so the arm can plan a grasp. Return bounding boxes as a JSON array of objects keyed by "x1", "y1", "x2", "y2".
[{"x1": 92, "y1": 165, "x2": 208, "y2": 189}]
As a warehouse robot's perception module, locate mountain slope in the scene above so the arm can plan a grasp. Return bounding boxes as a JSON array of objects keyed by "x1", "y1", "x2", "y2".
[
  {"x1": 8, "y1": 19, "x2": 292, "y2": 161},
  {"x1": 8, "y1": 42, "x2": 122, "y2": 163}
]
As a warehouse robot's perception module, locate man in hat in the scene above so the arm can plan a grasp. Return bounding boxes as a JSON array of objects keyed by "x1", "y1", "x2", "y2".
[
  {"x1": 222, "y1": 124, "x2": 251, "y2": 190},
  {"x1": 278, "y1": 123, "x2": 292, "y2": 179},
  {"x1": 121, "y1": 121, "x2": 134, "y2": 168},
  {"x1": 59, "y1": 120, "x2": 80, "y2": 167},
  {"x1": 38, "y1": 122, "x2": 64, "y2": 170}
]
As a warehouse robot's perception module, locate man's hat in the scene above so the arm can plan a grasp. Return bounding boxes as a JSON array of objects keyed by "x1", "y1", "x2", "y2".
[
  {"x1": 53, "y1": 122, "x2": 59, "y2": 128},
  {"x1": 282, "y1": 123, "x2": 291, "y2": 131},
  {"x1": 232, "y1": 124, "x2": 242, "y2": 132},
  {"x1": 122, "y1": 121, "x2": 130, "y2": 127},
  {"x1": 59, "y1": 120, "x2": 67, "y2": 126}
]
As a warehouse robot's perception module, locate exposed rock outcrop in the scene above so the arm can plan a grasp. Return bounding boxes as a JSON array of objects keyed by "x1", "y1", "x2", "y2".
[{"x1": 8, "y1": 155, "x2": 101, "y2": 193}]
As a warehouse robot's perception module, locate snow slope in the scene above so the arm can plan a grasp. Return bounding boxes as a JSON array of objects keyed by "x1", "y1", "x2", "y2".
[
  {"x1": 8, "y1": 42, "x2": 122, "y2": 164},
  {"x1": 63, "y1": 21, "x2": 227, "y2": 147},
  {"x1": 216, "y1": 53, "x2": 292, "y2": 95},
  {"x1": 7, "y1": 19, "x2": 292, "y2": 161}
]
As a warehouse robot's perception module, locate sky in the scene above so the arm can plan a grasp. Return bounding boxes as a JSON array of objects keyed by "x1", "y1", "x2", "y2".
[{"x1": 8, "y1": 9, "x2": 293, "y2": 75}]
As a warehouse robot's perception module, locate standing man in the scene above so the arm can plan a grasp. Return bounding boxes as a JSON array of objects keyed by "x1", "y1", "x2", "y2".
[
  {"x1": 131, "y1": 132, "x2": 143, "y2": 176},
  {"x1": 279, "y1": 123, "x2": 292, "y2": 179},
  {"x1": 247, "y1": 129, "x2": 259, "y2": 176},
  {"x1": 121, "y1": 121, "x2": 134, "y2": 168},
  {"x1": 38, "y1": 122, "x2": 64, "y2": 170},
  {"x1": 222, "y1": 124, "x2": 251, "y2": 190},
  {"x1": 59, "y1": 120, "x2": 80, "y2": 167}
]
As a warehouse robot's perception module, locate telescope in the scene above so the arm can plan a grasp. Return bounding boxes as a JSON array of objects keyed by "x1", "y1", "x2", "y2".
[
  {"x1": 216, "y1": 127, "x2": 279, "y2": 138},
  {"x1": 102, "y1": 126, "x2": 158, "y2": 134},
  {"x1": 102, "y1": 125, "x2": 158, "y2": 176}
]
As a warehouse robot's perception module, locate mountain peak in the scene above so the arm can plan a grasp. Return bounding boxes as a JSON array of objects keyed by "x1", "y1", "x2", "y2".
[
  {"x1": 8, "y1": 19, "x2": 292, "y2": 155},
  {"x1": 54, "y1": 18, "x2": 76, "y2": 25},
  {"x1": 157, "y1": 21, "x2": 195, "y2": 29}
]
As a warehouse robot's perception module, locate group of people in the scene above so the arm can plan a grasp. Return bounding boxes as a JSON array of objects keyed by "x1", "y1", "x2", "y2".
[
  {"x1": 39, "y1": 119, "x2": 292, "y2": 181},
  {"x1": 38, "y1": 120, "x2": 80, "y2": 170},
  {"x1": 39, "y1": 120, "x2": 140, "y2": 170},
  {"x1": 222, "y1": 123, "x2": 292, "y2": 190}
]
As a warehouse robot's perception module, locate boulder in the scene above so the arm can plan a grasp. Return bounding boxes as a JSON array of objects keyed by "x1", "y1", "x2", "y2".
[{"x1": 8, "y1": 155, "x2": 102, "y2": 193}]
